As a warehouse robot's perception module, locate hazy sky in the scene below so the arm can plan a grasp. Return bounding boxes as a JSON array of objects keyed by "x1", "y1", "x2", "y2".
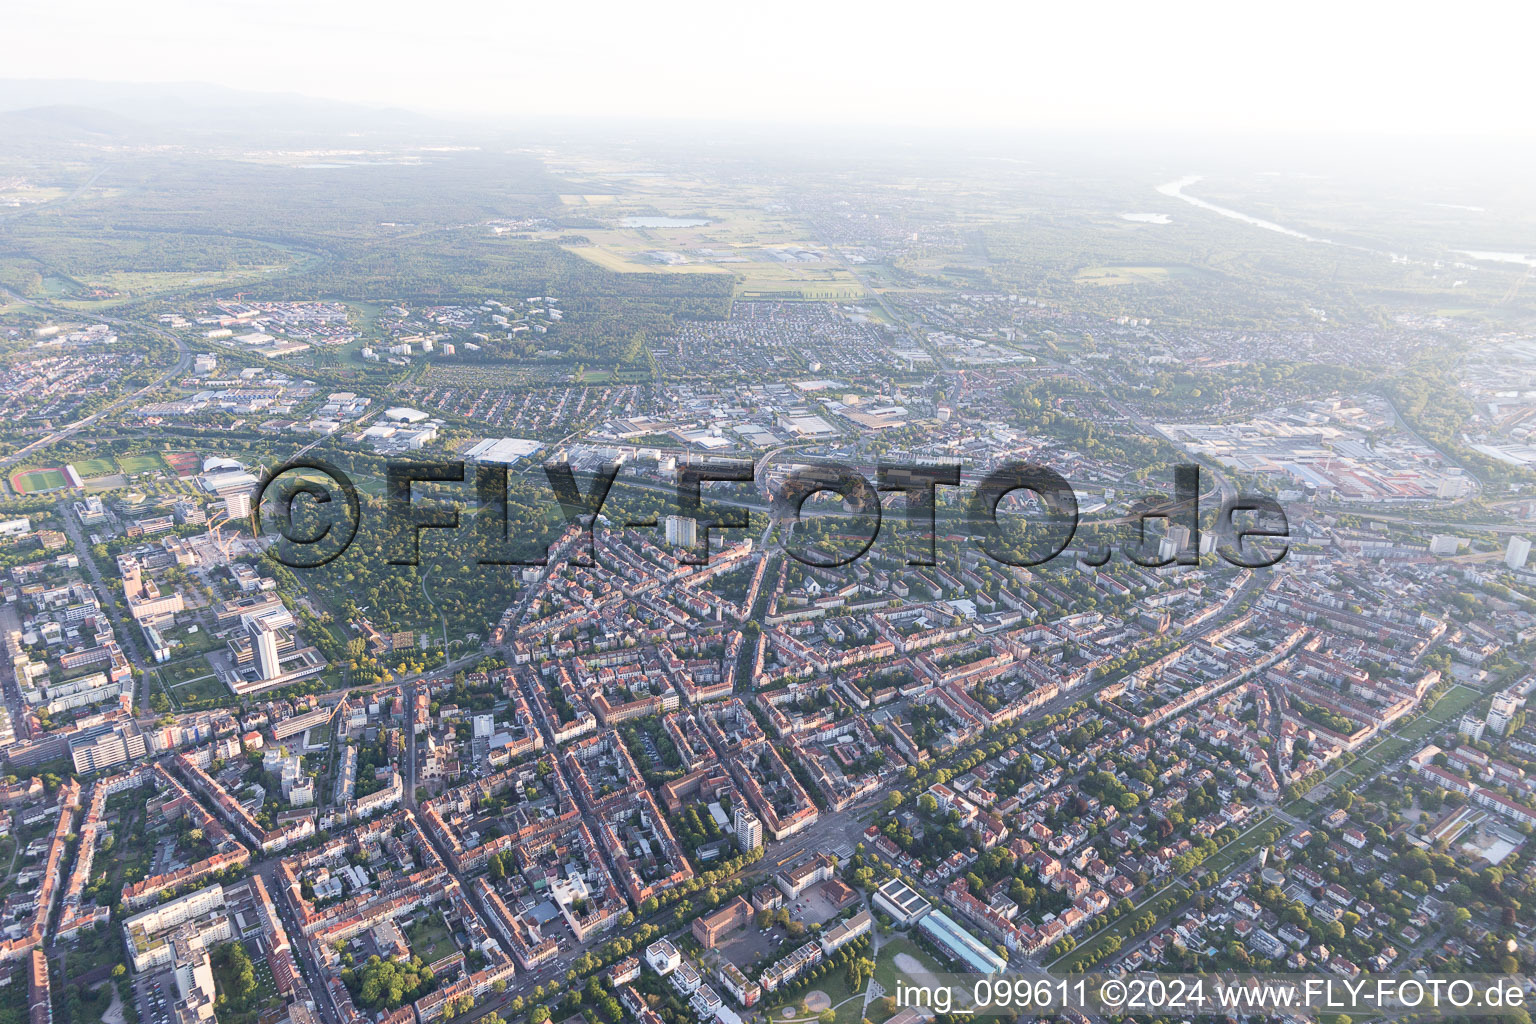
[{"x1": 6, "y1": 0, "x2": 1529, "y2": 135}]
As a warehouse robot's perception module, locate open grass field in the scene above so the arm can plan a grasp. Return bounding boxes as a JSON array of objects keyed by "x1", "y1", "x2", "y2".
[
  {"x1": 1201, "y1": 815, "x2": 1286, "y2": 877},
  {"x1": 79, "y1": 267, "x2": 291, "y2": 298},
  {"x1": 0, "y1": 186, "x2": 68, "y2": 205},
  {"x1": 39, "y1": 275, "x2": 74, "y2": 298},
  {"x1": 561, "y1": 240, "x2": 865, "y2": 298},
  {"x1": 151, "y1": 668, "x2": 181, "y2": 710},
  {"x1": 870, "y1": 936, "x2": 944, "y2": 995},
  {"x1": 534, "y1": 165, "x2": 874, "y2": 300},
  {"x1": 170, "y1": 675, "x2": 229, "y2": 704},
  {"x1": 1073, "y1": 264, "x2": 1174, "y2": 286},
  {"x1": 408, "y1": 912, "x2": 455, "y2": 962},
  {"x1": 10, "y1": 467, "x2": 68, "y2": 493},
  {"x1": 72, "y1": 457, "x2": 119, "y2": 478},
  {"x1": 736, "y1": 270, "x2": 866, "y2": 300},
  {"x1": 162, "y1": 656, "x2": 215, "y2": 684},
  {"x1": 119, "y1": 453, "x2": 169, "y2": 475},
  {"x1": 1412, "y1": 682, "x2": 1483, "y2": 732},
  {"x1": 562, "y1": 245, "x2": 732, "y2": 274},
  {"x1": 157, "y1": 667, "x2": 232, "y2": 711},
  {"x1": 164, "y1": 623, "x2": 221, "y2": 655}
]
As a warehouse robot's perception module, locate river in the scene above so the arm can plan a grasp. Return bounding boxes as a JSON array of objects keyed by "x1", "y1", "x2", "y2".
[{"x1": 1155, "y1": 175, "x2": 1335, "y2": 244}]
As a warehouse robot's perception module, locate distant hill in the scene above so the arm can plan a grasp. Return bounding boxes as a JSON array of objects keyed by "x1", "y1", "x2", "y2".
[
  {"x1": 0, "y1": 78, "x2": 443, "y2": 141},
  {"x1": 0, "y1": 103, "x2": 145, "y2": 140}
]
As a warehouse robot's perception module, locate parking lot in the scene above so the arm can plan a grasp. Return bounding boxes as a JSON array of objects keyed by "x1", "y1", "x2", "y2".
[
  {"x1": 797, "y1": 879, "x2": 857, "y2": 927},
  {"x1": 710, "y1": 882, "x2": 864, "y2": 974},
  {"x1": 134, "y1": 969, "x2": 176, "y2": 1024}
]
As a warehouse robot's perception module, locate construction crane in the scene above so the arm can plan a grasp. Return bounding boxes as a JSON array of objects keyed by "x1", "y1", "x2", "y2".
[{"x1": 205, "y1": 508, "x2": 235, "y2": 561}]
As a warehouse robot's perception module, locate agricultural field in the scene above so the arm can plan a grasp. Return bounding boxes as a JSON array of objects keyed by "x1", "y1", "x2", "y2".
[
  {"x1": 561, "y1": 246, "x2": 731, "y2": 275},
  {"x1": 537, "y1": 162, "x2": 870, "y2": 298},
  {"x1": 735, "y1": 264, "x2": 866, "y2": 300},
  {"x1": 0, "y1": 184, "x2": 68, "y2": 206},
  {"x1": 559, "y1": 235, "x2": 867, "y2": 298}
]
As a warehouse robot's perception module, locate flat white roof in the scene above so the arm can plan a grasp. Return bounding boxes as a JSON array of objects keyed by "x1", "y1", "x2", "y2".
[
  {"x1": 384, "y1": 407, "x2": 430, "y2": 423},
  {"x1": 463, "y1": 437, "x2": 544, "y2": 463}
]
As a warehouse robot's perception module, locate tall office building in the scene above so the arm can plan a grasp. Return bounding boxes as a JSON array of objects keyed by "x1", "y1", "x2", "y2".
[
  {"x1": 250, "y1": 617, "x2": 282, "y2": 681},
  {"x1": 734, "y1": 806, "x2": 762, "y2": 852},
  {"x1": 1429, "y1": 534, "x2": 1463, "y2": 556},
  {"x1": 1507, "y1": 536, "x2": 1532, "y2": 571},
  {"x1": 224, "y1": 491, "x2": 252, "y2": 520},
  {"x1": 665, "y1": 515, "x2": 698, "y2": 549}
]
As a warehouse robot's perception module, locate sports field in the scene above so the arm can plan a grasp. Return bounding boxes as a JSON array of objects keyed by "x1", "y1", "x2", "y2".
[
  {"x1": 73, "y1": 457, "x2": 119, "y2": 479},
  {"x1": 119, "y1": 453, "x2": 169, "y2": 475},
  {"x1": 10, "y1": 467, "x2": 68, "y2": 493},
  {"x1": 165, "y1": 451, "x2": 201, "y2": 477}
]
